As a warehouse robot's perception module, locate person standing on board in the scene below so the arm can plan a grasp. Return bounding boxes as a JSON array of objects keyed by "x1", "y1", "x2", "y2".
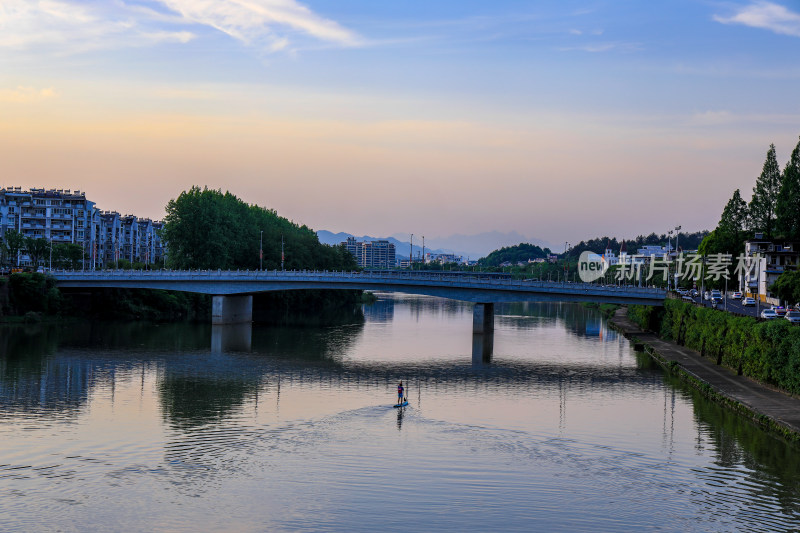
[{"x1": 397, "y1": 381, "x2": 405, "y2": 404}]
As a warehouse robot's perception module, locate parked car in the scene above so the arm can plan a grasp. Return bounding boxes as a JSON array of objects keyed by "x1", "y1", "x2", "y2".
[
  {"x1": 731, "y1": 291, "x2": 742, "y2": 299},
  {"x1": 742, "y1": 297, "x2": 756, "y2": 307},
  {"x1": 761, "y1": 309, "x2": 779, "y2": 319},
  {"x1": 773, "y1": 306, "x2": 787, "y2": 317},
  {"x1": 785, "y1": 310, "x2": 800, "y2": 324}
]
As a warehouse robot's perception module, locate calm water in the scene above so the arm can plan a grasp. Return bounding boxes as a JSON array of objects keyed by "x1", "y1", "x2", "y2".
[{"x1": 1, "y1": 294, "x2": 799, "y2": 532}]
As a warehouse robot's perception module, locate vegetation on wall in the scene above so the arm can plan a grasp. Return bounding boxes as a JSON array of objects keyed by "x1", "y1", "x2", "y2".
[{"x1": 628, "y1": 299, "x2": 800, "y2": 395}]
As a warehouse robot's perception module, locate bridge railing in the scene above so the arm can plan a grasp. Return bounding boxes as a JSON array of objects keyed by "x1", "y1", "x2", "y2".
[{"x1": 50, "y1": 268, "x2": 665, "y2": 296}]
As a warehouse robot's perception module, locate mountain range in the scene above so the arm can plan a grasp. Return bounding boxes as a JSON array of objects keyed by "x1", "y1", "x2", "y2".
[{"x1": 316, "y1": 230, "x2": 552, "y2": 261}]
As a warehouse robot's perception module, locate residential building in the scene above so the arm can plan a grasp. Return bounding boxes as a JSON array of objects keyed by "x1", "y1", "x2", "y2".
[
  {"x1": 0, "y1": 187, "x2": 165, "y2": 269},
  {"x1": 341, "y1": 237, "x2": 396, "y2": 269},
  {"x1": 740, "y1": 234, "x2": 799, "y2": 305}
]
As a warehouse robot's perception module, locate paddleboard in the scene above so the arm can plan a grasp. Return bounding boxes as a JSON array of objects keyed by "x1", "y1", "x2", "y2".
[{"x1": 393, "y1": 401, "x2": 409, "y2": 408}]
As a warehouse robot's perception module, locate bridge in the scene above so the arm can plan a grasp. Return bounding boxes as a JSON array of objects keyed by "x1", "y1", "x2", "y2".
[{"x1": 52, "y1": 269, "x2": 665, "y2": 334}]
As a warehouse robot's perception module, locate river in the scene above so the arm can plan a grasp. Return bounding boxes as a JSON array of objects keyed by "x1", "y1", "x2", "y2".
[{"x1": 1, "y1": 294, "x2": 799, "y2": 532}]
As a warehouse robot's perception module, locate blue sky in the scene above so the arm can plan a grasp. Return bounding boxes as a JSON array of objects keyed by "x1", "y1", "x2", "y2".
[{"x1": 1, "y1": 0, "x2": 799, "y2": 247}]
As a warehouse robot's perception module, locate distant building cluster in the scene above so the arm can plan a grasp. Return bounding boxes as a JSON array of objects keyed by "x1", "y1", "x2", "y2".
[
  {"x1": 343, "y1": 237, "x2": 396, "y2": 269},
  {"x1": 0, "y1": 187, "x2": 165, "y2": 268}
]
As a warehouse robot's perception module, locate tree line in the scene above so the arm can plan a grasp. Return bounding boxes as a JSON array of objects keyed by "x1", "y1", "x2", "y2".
[
  {"x1": 162, "y1": 186, "x2": 357, "y2": 271},
  {"x1": 1, "y1": 230, "x2": 85, "y2": 270},
  {"x1": 702, "y1": 136, "x2": 800, "y2": 257}
]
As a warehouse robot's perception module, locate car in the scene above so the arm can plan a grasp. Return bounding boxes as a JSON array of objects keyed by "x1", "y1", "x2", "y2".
[
  {"x1": 785, "y1": 310, "x2": 800, "y2": 324},
  {"x1": 761, "y1": 309, "x2": 779, "y2": 319},
  {"x1": 682, "y1": 295, "x2": 694, "y2": 303},
  {"x1": 690, "y1": 289, "x2": 699, "y2": 297},
  {"x1": 743, "y1": 297, "x2": 756, "y2": 307},
  {"x1": 704, "y1": 291, "x2": 710, "y2": 300},
  {"x1": 676, "y1": 288, "x2": 688, "y2": 296},
  {"x1": 772, "y1": 306, "x2": 787, "y2": 317},
  {"x1": 731, "y1": 291, "x2": 742, "y2": 299}
]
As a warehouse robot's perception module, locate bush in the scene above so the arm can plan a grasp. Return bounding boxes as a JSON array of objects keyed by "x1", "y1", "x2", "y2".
[{"x1": 639, "y1": 299, "x2": 800, "y2": 395}]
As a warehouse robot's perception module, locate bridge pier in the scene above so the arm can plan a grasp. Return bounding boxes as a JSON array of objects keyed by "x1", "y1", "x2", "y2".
[
  {"x1": 472, "y1": 303, "x2": 494, "y2": 334},
  {"x1": 212, "y1": 295, "x2": 253, "y2": 325}
]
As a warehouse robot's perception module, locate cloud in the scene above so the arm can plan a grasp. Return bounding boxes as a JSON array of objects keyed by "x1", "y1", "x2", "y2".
[
  {"x1": 558, "y1": 41, "x2": 641, "y2": 53},
  {"x1": 0, "y1": 86, "x2": 58, "y2": 103},
  {"x1": 0, "y1": 0, "x2": 358, "y2": 55},
  {"x1": 713, "y1": 1, "x2": 800, "y2": 37},
  {"x1": 0, "y1": 0, "x2": 196, "y2": 52},
  {"x1": 156, "y1": 0, "x2": 361, "y2": 49}
]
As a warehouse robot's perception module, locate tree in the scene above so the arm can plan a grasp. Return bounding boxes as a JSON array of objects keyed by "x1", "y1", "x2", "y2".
[
  {"x1": 2, "y1": 230, "x2": 25, "y2": 267},
  {"x1": 702, "y1": 188, "x2": 749, "y2": 256},
  {"x1": 749, "y1": 143, "x2": 782, "y2": 237},
  {"x1": 24, "y1": 236, "x2": 50, "y2": 270},
  {"x1": 776, "y1": 136, "x2": 800, "y2": 239},
  {"x1": 771, "y1": 270, "x2": 800, "y2": 306},
  {"x1": 162, "y1": 186, "x2": 356, "y2": 271}
]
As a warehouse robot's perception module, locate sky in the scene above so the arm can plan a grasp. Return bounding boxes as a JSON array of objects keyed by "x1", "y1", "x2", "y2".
[{"x1": 1, "y1": 0, "x2": 800, "y2": 249}]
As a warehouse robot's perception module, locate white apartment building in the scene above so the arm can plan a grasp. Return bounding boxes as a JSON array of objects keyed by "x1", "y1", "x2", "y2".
[{"x1": 1, "y1": 187, "x2": 165, "y2": 269}]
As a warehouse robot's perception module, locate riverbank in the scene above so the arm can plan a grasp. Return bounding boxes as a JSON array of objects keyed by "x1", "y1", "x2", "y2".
[{"x1": 609, "y1": 307, "x2": 800, "y2": 443}]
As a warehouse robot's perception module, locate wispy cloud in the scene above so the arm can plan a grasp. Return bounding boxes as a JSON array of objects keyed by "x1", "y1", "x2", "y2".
[
  {"x1": 558, "y1": 41, "x2": 641, "y2": 53},
  {"x1": 714, "y1": 1, "x2": 800, "y2": 37},
  {"x1": 0, "y1": 0, "x2": 194, "y2": 52},
  {"x1": 0, "y1": 86, "x2": 58, "y2": 103},
  {"x1": 0, "y1": 0, "x2": 359, "y2": 55},
  {"x1": 158, "y1": 0, "x2": 361, "y2": 49}
]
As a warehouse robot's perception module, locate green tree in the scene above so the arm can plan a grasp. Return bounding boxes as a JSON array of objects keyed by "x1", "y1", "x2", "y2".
[
  {"x1": 2, "y1": 230, "x2": 25, "y2": 267},
  {"x1": 771, "y1": 270, "x2": 800, "y2": 307},
  {"x1": 162, "y1": 186, "x2": 356, "y2": 271},
  {"x1": 749, "y1": 143, "x2": 782, "y2": 238},
  {"x1": 52, "y1": 243, "x2": 85, "y2": 270},
  {"x1": 776, "y1": 136, "x2": 800, "y2": 239},
  {"x1": 700, "y1": 188, "x2": 749, "y2": 257},
  {"x1": 24, "y1": 236, "x2": 50, "y2": 269}
]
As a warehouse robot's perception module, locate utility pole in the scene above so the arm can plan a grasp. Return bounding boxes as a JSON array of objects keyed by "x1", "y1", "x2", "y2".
[
  {"x1": 281, "y1": 234, "x2": 284, "y2": 271},
  {"x1": 422, "y1": 235, "x2": 425, "y2": 268},
  {"x1": 410, "y1": 234, "x2": 413, "y2": 270},
  {"x1": 260, "y1": 230, "x2": 263, "y2": 271}
]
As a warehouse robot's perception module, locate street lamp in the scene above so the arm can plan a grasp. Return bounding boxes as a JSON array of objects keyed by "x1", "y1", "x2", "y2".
[{"x1": 410, "y1": 235, "x2": 415, "y2": 269}]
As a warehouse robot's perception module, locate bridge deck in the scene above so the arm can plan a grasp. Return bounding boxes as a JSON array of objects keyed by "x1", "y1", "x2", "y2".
[{"x1": 53, "y1": 269, "x2": 666, "y2": 305}]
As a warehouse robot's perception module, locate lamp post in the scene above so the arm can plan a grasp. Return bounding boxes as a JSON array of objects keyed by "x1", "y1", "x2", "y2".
[
  {"x1": 411, "y1": 234, "x2": 415, "y2": 269},
  {"x1": 260, "y1": 230, "x2": 263, "y2": 271},
  {"x1": 667, "y1": 229, "x2": 673, "y2": 290}
]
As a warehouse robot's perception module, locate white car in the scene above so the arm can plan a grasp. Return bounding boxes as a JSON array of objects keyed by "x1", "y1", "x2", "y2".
[
  {"x1": 761, "y1": 309, "x2": 778, "y2": 319},
  {"x1": 742, "y1": 297, "x2": 756, "y2": 307},
  {"x1": 731, "y1": 291, "x2": 742, "y2": 299},
  {"x1": 785, "y1": 310, "x2": 800, "y2": 324}
]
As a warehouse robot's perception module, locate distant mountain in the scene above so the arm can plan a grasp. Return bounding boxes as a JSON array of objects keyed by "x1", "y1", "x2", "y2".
[{"x1": 317, "y1": 230, "x2": 551, "y2": 261}]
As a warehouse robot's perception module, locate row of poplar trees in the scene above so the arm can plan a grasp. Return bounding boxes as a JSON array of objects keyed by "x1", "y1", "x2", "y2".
[{"x1": 702, "y1": 136, "x2": 800, "y2": 258}]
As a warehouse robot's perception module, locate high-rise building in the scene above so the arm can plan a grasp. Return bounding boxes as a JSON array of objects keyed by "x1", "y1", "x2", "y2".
[{"x1": 341, "y1": 237, "x2": 395, "y2": 269}]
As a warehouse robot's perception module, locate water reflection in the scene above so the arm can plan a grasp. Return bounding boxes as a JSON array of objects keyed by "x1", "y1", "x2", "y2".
[
  {"x1": 211, "y1": 324, "x2": 252, "y2": 353},
  {"x1": 1, "y1": 297, "x2": 800, "y2": 532}
]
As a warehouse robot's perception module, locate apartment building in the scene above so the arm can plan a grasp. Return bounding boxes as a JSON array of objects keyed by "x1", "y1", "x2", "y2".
[
  {"x1": 0, "y1": 187, "x2": 165, "y2": 268},
  {"x1": 342, "y1": 237, "x2": 396, "y2": 269}
]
